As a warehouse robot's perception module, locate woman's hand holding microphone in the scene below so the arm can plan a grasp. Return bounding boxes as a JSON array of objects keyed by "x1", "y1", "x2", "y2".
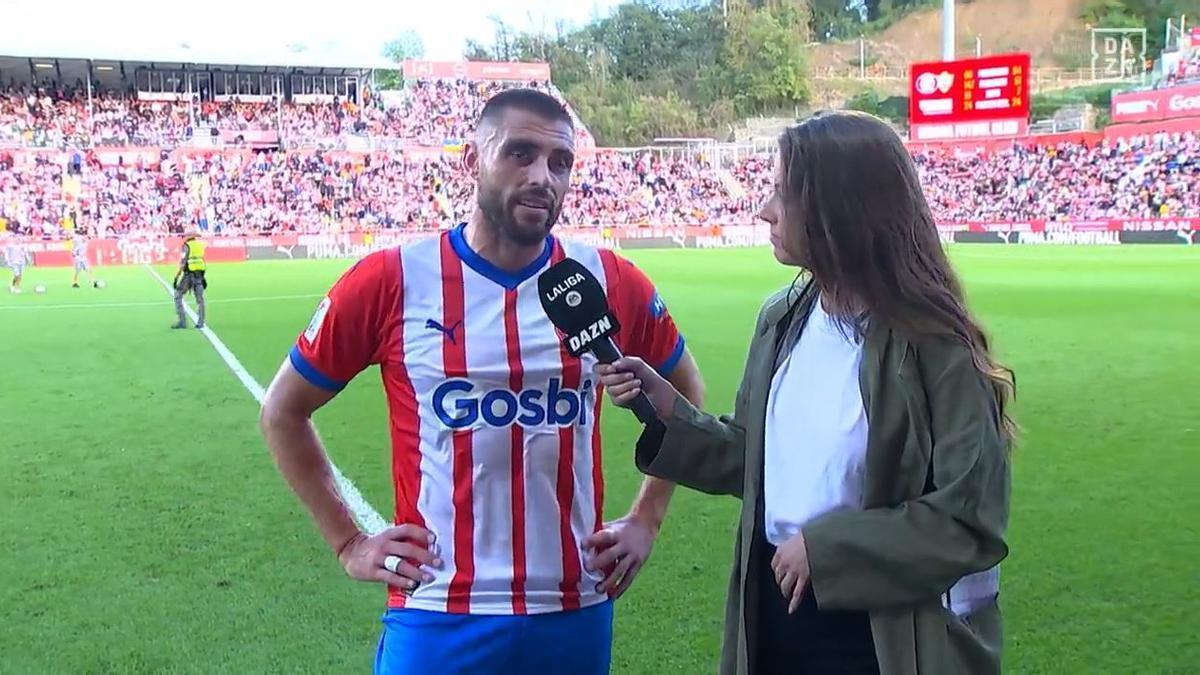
[{"x1": 594, "y1": 357, "x2": 679, "y2": 419}]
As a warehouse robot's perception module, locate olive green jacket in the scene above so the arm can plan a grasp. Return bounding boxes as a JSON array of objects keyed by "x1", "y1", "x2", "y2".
[{"x1": 635, "y1": 280, "x2": 1012, "y2": 675}]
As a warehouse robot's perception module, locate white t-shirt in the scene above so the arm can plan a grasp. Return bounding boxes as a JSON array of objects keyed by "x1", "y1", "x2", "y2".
[
  {"x1": 763, "y1": 296, "x2": 869, "y2": 546},
  {"x1": 763, "y1": 296, "x2": 999, "y2": 616}
]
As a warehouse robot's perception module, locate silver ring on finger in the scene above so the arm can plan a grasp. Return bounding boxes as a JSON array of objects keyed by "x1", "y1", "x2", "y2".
[{"x1": 383, "y1": 555, "x2": 401, "y2": 573}]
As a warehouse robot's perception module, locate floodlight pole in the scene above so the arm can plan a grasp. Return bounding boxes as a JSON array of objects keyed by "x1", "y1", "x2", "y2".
[
  {"x1": 187, "y1": 72, "x2": 196, "y2": 132},
  {"x1": 943, "y1": 0, "x2": 955, "y2": 61}
]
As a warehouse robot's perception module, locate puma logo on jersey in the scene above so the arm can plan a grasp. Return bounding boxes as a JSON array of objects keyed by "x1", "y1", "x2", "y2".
[{"x1": 426, "y1": 319, "x2": 463, "y2": 345}]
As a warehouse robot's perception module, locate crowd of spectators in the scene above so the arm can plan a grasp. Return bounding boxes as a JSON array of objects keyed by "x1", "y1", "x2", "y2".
[
  {"x1": 2, "y1": 70, "x2": 1199, "y2": 239},
  {"x1": 0, "y1": 147, "x2": 744, "y2": 237},
  {"x1": 1, "y1": 85, "x2": 196, "y2": 148},
  {"x1": 1, "y1": 77, "x2": 590, "y2": 150},
  {"x1": 908, "y1": 132, "x2": 1200, "y2": 222},
  {"x1": 1162, "y1": 49, "x2": 1200, "y2": 89},
  {"x1": 723, "y1": 132, "x2": 1200, "y2": 223},
  {"x1": 2, "y1": 129, "x2": 1196, "y2": 239},
  {"x1": 560, "y1": 151, "x2": 747, "y2": 226},
  {"x1": 273, "y1": 78, "x2": 593, "y2": 147},
  {"x1": 0, "y1": 85, "x2": 91, "y2": 148},
  {"x1": 378, "y1": 78, "x2": 592, "y2": 147}
]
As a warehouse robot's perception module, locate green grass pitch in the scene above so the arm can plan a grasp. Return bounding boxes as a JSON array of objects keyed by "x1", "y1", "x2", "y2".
[{"x1": 1, "y1": 245, "x2": 1197, "y2": 674}]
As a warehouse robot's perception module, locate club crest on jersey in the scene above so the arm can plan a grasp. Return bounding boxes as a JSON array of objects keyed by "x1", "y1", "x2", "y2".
[
  {"x1": 542, "y1": 272, "x2": 586, "y2": 304},
  {"x1": 433, "y1": 378, "x2": 593, "y2": 429},
  {"x1": 304, "y1": 297, "x2": 331, "y2": 343}
]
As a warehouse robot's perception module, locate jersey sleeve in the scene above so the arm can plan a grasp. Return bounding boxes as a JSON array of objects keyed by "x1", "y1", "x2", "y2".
[
  {"x1": 290, "y1": 249, "x2": 398, "y2": 392},
  {"x1": 607, "y1": 252, "x2": 686, "y2": 377}
]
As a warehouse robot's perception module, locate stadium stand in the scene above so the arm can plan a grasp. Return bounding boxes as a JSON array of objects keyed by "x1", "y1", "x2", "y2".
[
  {"x1": 2, "y1": 57, "x2": 1199, "y2": 239},
  {"x1": 1, "y1": 78, "x2": 589, "y2": 150},
  {"x1": 1164, "y1": 50, "x2": 1200, "y2": 89},
  {"x1": 910, "y1": 133, "x2": 1200, "y2": 222},
  {"x1": 3, "y1": 129, "x2": 1197, "y2": 239},
  {"x1": 731, "y1": 132, "x2": 1200, "y2": 223}
]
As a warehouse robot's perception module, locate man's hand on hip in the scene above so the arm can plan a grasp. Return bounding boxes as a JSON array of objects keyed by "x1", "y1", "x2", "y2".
[
  {"x1": 337, "y1": 524, "x2": 442, "y2": 591},
  {"x1": 581, "y1": 513, "x2": 659, "y2": 599}
]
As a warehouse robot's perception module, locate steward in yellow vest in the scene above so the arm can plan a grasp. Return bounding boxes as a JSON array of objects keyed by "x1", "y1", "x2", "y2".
[{"x1": 172, "y1": 233, "x2": 208, "y2": 329}]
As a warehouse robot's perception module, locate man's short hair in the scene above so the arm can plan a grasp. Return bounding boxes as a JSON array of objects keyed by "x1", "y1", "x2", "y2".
[{"x1": 477, "y1": 88, "x2": 574, "y2": 131}]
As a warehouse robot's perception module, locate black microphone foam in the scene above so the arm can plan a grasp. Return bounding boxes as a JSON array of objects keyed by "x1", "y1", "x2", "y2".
[
  {"x1": 537, "y1": 257, "x2": 619, "y2": 356},
  {"x1": 537, "y1": 258, "x2": 661, "y2": 427}
]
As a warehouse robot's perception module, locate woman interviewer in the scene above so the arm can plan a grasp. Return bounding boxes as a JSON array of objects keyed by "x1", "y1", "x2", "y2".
[{"x1": 593, "y1": 111, "x2": 1015, "y2": 675}]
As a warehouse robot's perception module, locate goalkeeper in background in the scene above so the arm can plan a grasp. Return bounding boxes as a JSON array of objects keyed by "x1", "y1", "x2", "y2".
[
  {"x1": 4, "y1": 236, "x2": 28, "y2": 294},
  {"x1": 71, "y1": 230, "x2": 100, "y2": 289},
  {"x1": 172, "y1": 232, "x2": 207, "y2": 329}
]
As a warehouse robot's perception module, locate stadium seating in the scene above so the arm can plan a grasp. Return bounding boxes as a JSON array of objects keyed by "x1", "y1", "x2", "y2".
[
  {"x1": 734, "y1": 132, "x2": 1200, "y2": 223},
  {"x1": 909, "y1": 133, "x2": 1200, "y2": 222},
  {"x1": 1, "y1": 78, "x2": 590, "y2": 150},
  {"x1": 1, "y1": 75, "x2": 1198, "y2": 238},
  {"x1": 1163, "y1": 51, "x2": 1200, "y2": 89}
]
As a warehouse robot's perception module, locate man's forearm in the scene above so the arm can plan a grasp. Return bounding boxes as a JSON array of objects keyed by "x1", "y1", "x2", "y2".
[
  {"x1": 628, "y1": 476, "x2": 675, "y2": 534},
  {"x1": 261, "y1": 411, "x2": 361, "y2": 553},
  {"x1": 626, "y1": 356, "x2": 705, "y2": 531}
]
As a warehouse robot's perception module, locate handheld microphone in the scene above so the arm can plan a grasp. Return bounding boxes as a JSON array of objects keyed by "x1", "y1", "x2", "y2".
[{"x1": 537, "y1": 257, "x2": 661, "y2": 428}]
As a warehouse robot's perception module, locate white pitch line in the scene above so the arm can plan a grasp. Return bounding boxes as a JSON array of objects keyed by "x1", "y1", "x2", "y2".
[
  {"x1": 143, "y1": 265, "x2": 388, "y2": 535},
  {"x1": 0, "y1": 293, "x2": 325, "y2": 311}
]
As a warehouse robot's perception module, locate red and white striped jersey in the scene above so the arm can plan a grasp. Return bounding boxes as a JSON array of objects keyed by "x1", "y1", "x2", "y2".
[{"x1": 290, "y1": 223, "x2": 685, "y2": 615}]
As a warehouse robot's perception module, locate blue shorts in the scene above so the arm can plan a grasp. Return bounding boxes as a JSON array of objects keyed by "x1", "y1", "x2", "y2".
[{"x1": 374, "y1": 600, "x2": 613, "y2": 675}]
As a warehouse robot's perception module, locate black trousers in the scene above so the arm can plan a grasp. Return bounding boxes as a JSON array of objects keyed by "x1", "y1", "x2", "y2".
[{"x1": 754, "y1": 534, "x2": 880, "y2": 675}]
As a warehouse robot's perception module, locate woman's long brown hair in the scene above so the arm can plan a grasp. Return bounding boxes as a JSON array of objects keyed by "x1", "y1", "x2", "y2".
[{"x1": 778, "y1": 110, "x2": 1017, "y2": 444}]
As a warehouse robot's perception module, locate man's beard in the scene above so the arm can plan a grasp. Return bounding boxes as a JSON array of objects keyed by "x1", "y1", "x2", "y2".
[{"x1": 478, "y1": 184, "x2": 558, "y2": 247}]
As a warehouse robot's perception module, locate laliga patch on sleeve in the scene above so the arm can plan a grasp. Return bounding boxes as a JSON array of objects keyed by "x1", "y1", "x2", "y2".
[
  {"x1": 304, "y1": 297, "x2": 332, "y2": 343},
  {"x1": 649, "y1": 291, "x2": 667, "y2": 318}
]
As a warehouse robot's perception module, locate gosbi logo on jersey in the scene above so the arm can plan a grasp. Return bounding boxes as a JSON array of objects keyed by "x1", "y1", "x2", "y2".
[{"x1": 432, "y1": 377, "x2": 594, "y2": 429}]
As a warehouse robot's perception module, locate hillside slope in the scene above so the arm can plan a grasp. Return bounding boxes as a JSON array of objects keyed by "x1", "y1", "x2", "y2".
[{"x1": 812, "y1": 0, "x2": 1090, "y2": 72}]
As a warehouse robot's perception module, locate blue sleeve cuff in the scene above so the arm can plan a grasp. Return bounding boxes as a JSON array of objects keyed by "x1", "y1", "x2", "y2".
[
  {"x1": 289, "y1": 345, "x2": 347, "y2": 392},
  {"x1": 657, "y1": 337, "x2": 686, "y2": 377}
]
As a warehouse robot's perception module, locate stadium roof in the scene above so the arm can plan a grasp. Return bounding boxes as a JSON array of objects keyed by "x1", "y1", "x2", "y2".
[{"x1": 0, "y1": 36, "x2": 396, "y2": 71}]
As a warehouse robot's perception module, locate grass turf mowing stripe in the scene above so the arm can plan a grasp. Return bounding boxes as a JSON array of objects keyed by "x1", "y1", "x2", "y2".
[{"x1": 143, "y1": 264, "x2": 389, "y2": 535}]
